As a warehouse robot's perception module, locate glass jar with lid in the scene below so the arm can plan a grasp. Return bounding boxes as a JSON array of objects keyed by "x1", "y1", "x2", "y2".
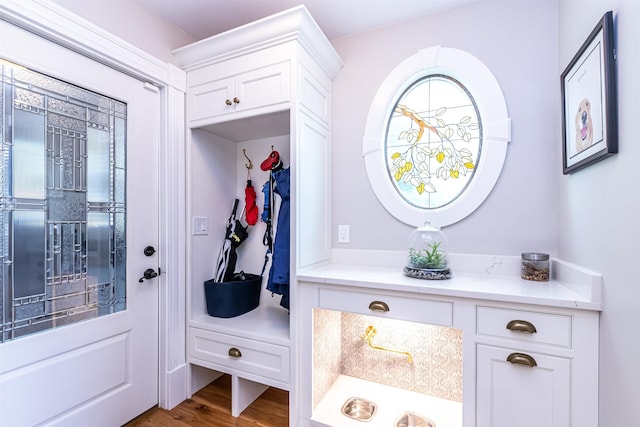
[
  {"x1": 404, "y1": 222, "x2": 451, "y2": 280},
  {"x1": 521, "y1": 252, "x2": 550, "y2": 281}
]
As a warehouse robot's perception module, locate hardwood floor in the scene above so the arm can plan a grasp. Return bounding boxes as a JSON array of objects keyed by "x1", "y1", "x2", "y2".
[{"x1": 124, "y1": 374, "x2": 289, "y2": 427}]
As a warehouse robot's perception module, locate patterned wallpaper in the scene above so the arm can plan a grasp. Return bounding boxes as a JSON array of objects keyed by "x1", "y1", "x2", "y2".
[{"x1": 313, "y1": 308, "x2": 463, "y2": 407}]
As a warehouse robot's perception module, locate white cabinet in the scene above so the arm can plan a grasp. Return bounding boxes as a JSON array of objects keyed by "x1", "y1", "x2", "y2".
[
  {"x1": 297, "y1": 262, "x2": 600, "y2": 427},
  {"x1": 187, "y1": 56, "x2": 290, "y2": 126},
  {"x1": 173, "y1": 5, "x2": 342, "y2": 421},
  {"x1": 474, "y1": 304, "x2": 598, "y2": 427}
]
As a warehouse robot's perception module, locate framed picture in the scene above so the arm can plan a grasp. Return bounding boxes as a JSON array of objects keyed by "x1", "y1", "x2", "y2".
[{"x1": 561, "y1": 11, "x2": 617, "y2": 174}]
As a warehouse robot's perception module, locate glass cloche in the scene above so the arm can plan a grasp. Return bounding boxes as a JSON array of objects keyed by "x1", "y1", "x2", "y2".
[{"x1": 403, "y1": 222, "x2": 452, "y2": 280}]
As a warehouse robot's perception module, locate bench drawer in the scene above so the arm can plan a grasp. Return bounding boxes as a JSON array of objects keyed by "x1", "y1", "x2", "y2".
[{"x1": 189, "y1": 327, "x2": 289, "y2": 382}]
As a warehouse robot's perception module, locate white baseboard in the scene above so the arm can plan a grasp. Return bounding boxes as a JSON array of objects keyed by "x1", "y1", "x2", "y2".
[{"x1": 160, "y1": 363, "x2": 188, "y2": 410}]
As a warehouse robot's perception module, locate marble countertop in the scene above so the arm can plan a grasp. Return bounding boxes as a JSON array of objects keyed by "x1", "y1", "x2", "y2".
[{"x1": 297, "y1": 250, "x2": 602, "y2": 311}]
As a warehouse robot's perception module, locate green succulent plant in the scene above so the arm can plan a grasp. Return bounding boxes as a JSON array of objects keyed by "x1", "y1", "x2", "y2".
[{"x1": 408, "y1": 242, "x2": 447, "y2": 269}]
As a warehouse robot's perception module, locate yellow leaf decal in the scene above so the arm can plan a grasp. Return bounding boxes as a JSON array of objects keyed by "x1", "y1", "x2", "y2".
[
  {"x1": 417, "y1": 183, "x2": 424, "y2": 194},
  {"x1": 395, "y1": 171, "x2": 402, "y2": 181},
  {"x1": 464, "y1": 162, "x2": 474, "y2": 169},
  {"x1": 450, "y1": 170, "x2": 459, "y2": 178},
  {"x1": 405, "y1": 162, "x2": 413, "y2": 172},
  {"x1": 436, "y1": 152, "x2": 445, "y2": 163},
  {"x1": 391, "y1": 152, "x2": 401, "y2": 159}
]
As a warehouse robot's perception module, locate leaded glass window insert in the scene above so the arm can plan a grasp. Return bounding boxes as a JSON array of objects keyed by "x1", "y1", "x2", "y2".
[
  {"x1": 386, "y1": 75, "x2": 481, "y2": 209},
  {"x1": 0, "y1": 59, "x2": 127, "y2": 342},
  {"x1": 363, "y1": 46, "x2": 510, "y2": 227}
]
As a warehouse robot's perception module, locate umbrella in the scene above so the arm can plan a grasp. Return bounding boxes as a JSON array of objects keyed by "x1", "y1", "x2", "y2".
[
  {"x1": 245, "y1": 179, "x2": 259, "y2": 226},
  {"x1": 214, "y1": 199, "x2": 248, "y2": 283},
  {"x1": 242, "y1": 149, "x2": 259, "y2": 226}
]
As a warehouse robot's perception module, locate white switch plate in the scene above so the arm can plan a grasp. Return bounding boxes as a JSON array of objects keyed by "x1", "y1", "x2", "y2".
[
  {"x1": 193, "y1": 216, "x2": 209, "y2": 235},
  {"x1": 338, "y1": 224, "x2": 350, "y2": 243}
]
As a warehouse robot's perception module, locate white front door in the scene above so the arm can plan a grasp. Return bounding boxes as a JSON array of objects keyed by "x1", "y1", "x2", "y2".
[{"x1": 0, "y1": 19, "x2": 160, "y2": 427}]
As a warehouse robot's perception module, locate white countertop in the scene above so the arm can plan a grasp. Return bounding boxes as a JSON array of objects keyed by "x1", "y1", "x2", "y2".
[{"x1": 297, "y1": 250, "x2": 602, "y2": 311}]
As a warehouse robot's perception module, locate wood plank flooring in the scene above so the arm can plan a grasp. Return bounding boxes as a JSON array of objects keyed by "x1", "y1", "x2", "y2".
[{"x1": 124, "y1": 374, "x2": 289, "y2": 427}]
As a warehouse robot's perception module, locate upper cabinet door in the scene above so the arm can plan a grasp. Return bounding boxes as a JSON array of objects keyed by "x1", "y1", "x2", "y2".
[
  {"x1": 188, "y1": 76, "x2": 235, "y2": 123},
  {"x1": 234, "y1": 61, "x2": 290, "y2": 114}
]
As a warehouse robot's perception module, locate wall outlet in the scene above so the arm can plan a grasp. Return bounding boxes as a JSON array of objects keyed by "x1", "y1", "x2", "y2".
[
  {"x1": 192, "y1": 216, "x2": 209, "y2": 235},
  {"x1": 338, "y1": 224, "x2": 350, "y2": 243}
]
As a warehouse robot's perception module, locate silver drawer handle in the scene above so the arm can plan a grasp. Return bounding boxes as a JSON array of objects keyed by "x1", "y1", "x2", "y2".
[
  {"x1": 507, "y1": 352, "x2": 537, "y2": 367},
  {"x1": 506, "y1": 319, "x2": 537, "y2": 334},
  {"x1": 228, "y1": 347, "x2": 242, "y2": 358},
  {"x1": 368, "y1": 301, "x2": 389, "y2": 313}
]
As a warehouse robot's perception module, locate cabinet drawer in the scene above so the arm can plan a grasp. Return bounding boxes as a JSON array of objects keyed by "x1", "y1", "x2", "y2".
[
  {"x1": 318, "y1": 288, "x2": 452, "y2": 326},
  {"x1": 188, "y1": 327, "x2": 289, "y2": 382},
  {"x1": 477, "y1": 306, "x2": 572, "y2": 347}
]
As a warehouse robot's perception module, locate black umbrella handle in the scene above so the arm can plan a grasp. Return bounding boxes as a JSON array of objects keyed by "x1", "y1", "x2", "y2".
[{"x1": 231, "y1": 198, "x2": 240, "y2": 219}]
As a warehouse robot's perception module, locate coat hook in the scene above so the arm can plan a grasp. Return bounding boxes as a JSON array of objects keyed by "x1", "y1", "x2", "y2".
[{"x1": 243, "y1": 149, "x2": 253, "y2": 169}]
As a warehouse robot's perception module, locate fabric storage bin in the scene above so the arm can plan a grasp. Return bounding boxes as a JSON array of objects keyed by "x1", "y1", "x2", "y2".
[{"x1": 204, "y1": 273, "x2": 261, "y2": 318}]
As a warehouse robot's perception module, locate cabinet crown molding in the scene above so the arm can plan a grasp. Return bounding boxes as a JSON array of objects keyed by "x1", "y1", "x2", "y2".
[{"x1": 172, "y1": 5, "x2": 343, "y2": 78}]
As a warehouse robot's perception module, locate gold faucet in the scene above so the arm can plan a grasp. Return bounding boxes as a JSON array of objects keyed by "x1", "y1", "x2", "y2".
[{"x1": 363, "y1": 325, "x2": 413, "y2": 364}]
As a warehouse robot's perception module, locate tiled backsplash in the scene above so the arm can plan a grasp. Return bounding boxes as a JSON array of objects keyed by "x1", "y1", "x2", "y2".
[{"x1": 313, "y1": 309, "x2": 463, "y2": 407}]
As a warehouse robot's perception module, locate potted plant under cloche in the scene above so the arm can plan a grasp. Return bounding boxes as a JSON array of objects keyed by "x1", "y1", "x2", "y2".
[{"x1": 404, "y1": 222, "x2": 452, "y2": 280}]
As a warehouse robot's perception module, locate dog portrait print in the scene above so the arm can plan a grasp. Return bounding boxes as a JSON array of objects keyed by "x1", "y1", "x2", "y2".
[{"x1": 575, "y1": 98, "x2": 593, "y2": 153}]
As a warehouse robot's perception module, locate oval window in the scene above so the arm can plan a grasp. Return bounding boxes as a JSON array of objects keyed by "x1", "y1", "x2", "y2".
[
  {"x1": 386, "y1": 74, "x2": 482, "y2": 209},
  {"x1": 363, "y1": 46, "x2": 510, "y2": 227}
]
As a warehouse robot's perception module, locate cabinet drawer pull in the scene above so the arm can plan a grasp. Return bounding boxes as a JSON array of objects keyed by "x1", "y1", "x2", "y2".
[
  {"x1": 233, "y1": 97, "x2": 240, "y2": 104},
  {"x1": 368, "y1": 301, "x2": 390, "y2": 313},
  {"x1": 225, "y1": 99, "x2": 232, "y2": 106},
  {"x1": 507, "y1": 352, "x2": 537, "y2": 367},
  {"x1": 228, "y1": 347, "x2": 242, "y2": 358},
  {"x1": 506, "y1": 319, "x2": 537, "y2": 334}
]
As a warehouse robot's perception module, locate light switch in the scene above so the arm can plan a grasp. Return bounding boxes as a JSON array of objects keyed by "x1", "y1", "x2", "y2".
[
  {"x1": 338, "y1": 224, "x2": 350, "y2": 243},
  {"x1": 193, "y1": 216, "x2": 209, "y2": 235}
]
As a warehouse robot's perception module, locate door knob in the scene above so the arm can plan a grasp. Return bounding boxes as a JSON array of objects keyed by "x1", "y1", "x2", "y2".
[
  {"x1": 139, "y1": 268, "x2": 158, "y2": 283},
  {"x1": 143, "y1": 246, "x2": 156, "y2": 256}
]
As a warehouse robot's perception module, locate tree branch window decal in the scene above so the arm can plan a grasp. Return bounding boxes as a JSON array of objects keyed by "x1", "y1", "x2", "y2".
[{"x1": 385, "y1": 75, "x2": 482, "y2": 209}]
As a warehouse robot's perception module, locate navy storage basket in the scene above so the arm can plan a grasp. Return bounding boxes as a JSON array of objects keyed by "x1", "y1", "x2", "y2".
[{"x1": 204, "y1": 273, "x2": 261, "y2": 318}]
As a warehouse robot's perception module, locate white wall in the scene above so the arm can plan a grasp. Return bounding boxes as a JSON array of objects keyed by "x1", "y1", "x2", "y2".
[
  {"x1": 52, "y1": 0, "x2": 195, "y2": 63},
  {"x1": 331, "y1": 0, "x2": 559, "y2": 256},
  {"x1": 557, "y1": 1, "x2": 640, "y2": 425},
  {"x1": 334, "y1": 0, "x2": 640, "y2": 422}
]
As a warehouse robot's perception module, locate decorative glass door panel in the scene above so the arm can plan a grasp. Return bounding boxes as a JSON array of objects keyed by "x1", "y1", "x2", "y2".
[{"x1": 0, "y1": 59, "x2": 127, "y2": 342}]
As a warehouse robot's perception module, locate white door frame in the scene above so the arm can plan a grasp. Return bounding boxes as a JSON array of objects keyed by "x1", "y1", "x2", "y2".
[{"x1": 0, "y1": 0, "x2": 188, "y2": 410}]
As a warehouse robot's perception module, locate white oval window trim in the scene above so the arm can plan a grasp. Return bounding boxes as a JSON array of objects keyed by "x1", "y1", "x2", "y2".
[{"x1": 363, "y1": 46, "x2": 511, "y2": 227}]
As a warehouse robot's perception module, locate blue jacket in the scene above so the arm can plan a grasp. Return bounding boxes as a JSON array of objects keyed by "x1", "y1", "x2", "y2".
[{"x1": 266, "y1": 168, "x2": 290, "y2": 309}]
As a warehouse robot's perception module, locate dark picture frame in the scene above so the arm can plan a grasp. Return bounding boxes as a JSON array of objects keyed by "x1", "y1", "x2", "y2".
[{"x1": 561, "y1": 11, "x2": 617, "y2": 174}]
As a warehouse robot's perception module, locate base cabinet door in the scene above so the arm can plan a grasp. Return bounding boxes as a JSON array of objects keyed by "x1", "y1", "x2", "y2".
[{"x1": 476, "y1": 345, "x2": 570, "y2": 427}]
